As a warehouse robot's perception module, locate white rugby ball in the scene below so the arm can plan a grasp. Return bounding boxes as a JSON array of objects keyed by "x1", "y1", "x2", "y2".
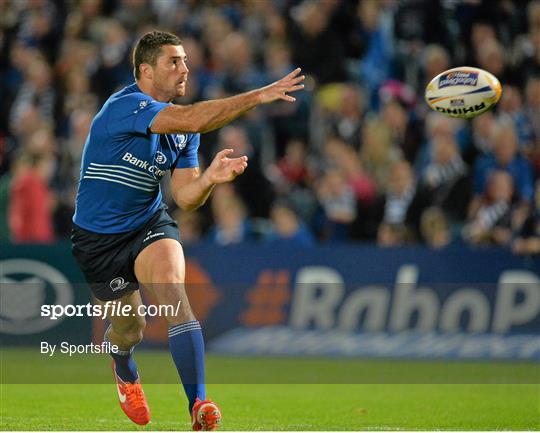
[{"x1": 425, "y1": 66, "x2": 502, "y2": 119}]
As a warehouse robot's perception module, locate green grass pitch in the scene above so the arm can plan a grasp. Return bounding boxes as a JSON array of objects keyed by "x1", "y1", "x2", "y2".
[{"x1": 1, "y1": 348, "x2": 538, "y2": 430}]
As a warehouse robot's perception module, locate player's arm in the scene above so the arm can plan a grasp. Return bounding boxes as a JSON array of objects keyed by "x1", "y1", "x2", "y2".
[
  {"x1": 171, "y1": 149, "x2": 248, "y2": 211},
  {"x1": 151, "y1": 68, "x2": 305, "y2": 134}
]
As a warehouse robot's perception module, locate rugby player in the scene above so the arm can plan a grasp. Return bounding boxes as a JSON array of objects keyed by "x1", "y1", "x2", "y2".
[{"x1": 71, "y1": 30, "x2": 304, "y2": 430}]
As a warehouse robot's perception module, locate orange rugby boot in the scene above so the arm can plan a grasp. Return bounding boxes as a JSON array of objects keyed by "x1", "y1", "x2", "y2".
[
  {"x1": 111, "y1": 361, "x2": 151, "y2": 425},
  {"x1": 191, "y1": 398, "x2": 222, "y2": 431}
]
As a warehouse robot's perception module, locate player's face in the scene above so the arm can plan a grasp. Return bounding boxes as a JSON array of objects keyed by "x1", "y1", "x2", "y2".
[{"x1": 152, "y1": 44, "x2": 189, "y2": 100}]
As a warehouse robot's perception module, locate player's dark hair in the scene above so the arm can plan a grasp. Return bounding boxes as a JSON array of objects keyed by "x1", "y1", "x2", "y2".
[{"x1": 133, "y1": 31, "x2": 182, "y2": 79}]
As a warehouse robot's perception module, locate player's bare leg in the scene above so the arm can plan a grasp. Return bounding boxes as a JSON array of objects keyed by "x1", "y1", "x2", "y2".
[
  {"x1": 134, "y1": 239, "x2": 192, "y2": 324},
  {"x1": 135, "y1": 238, "x2": 221, "y2": 430},
  {"x1": 99, "y1": 291, "x2": 150, "y2": 425},
  {"x1": 102, "y1": 290, "x2": 146, "y2": 351}
]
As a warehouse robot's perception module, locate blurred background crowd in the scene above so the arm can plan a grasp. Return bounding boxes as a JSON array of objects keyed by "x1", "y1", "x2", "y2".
[{"x1": 1, "y1": 0, "x2": 539, "y2": 254}]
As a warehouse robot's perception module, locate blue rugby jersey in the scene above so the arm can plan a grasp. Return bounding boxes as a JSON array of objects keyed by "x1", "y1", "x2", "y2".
[{"x1": 73, "y1": 83, "x2": 200, "y2": 233}]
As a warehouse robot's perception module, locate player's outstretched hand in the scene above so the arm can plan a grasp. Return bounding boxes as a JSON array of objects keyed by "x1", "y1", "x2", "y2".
[
  {"x1": 205, "y1": 149, "x2": 248, "y2": 184},
  {"x1": 258, "y1": 68, "x2": 305, "y2": 104}
]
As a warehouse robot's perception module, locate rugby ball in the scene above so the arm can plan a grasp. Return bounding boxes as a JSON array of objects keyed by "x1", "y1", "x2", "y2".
[{"x1": 425, "y1": 66, "x2": 502, "y2": 119}]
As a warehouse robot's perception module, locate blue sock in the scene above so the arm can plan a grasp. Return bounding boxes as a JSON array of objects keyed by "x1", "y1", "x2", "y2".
[
  {"x1": 168, "y1": 321, "x2": 206, "y2": 413},
  {"x1": 105, "y1": 327, "x2": 139, "y2": 383}
]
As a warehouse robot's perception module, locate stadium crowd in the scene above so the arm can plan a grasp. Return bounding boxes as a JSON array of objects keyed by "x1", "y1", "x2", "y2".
[{"x1": 1, "y1": 0, "x2": 539, "y2": 254}]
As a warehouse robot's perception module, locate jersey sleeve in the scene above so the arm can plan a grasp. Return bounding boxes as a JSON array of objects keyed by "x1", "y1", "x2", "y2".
[
  {"x1": 107, "y1": 93, "x2": 169, "y2": 136},
  {"x1": 174, "y1": 133, "x2": 200, "y2": 169}
]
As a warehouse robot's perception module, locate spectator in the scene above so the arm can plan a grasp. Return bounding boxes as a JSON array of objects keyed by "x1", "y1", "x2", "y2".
[
  {"x1": 463, "y1": 170, "x2": 515, "y2": 247},
  {"x1": 420, "y1": 44, "x2": 450, "y2": 95},
  {"x1": 513, "y1": 180, "x2": 540, "y2": 255},
  {"x1": 268, "y1": 139, "x2": 318, "y2": 224},
  {"x1": 0, "y1": 169, "x2": 11, "y2": 241},
  {"x1": 8, "y1": 152, "x2": 55, "y2": 244},
  {"x1": 208, "y1": 187, "x2": 253, "y2": 246},
  {"x1": 354, "y1": 0, "x2": 394, "y2": 110},
  {"x1": 323, "y1": 137, "x2": 377, "y2": 206},
  {"x1": 380, "y1": 95, "x2": 424, "y2": 164},
  {"x1": 420, "y1": 133, "x2": 470, "y2": 221},
  {"x1": 380, "y1": 160, "x2": 417, "y2": 225},
  {"x1": 513, "y1": 1, "x2": 540, "y2": 85},
  {"x1": 420, "y1": 206, "x2": 453, "y2": 249},
  {"x1": 497, "y1": 84, "x2": 536, "y2": 153},
  {"x1": 416, "y1": 112, "x2": 464, "y2": 174},
  {"x1": 472, "y1": 121, "x2": 534, "y2": 208},
  {"x1": 24, "y1": 127, "x2": 56, "y2": 157},
  {"x1": 393, "y1": 0, "x2": 450, "y2": 98},
  {"x1": 476, "y1": 39, "x2": 514, "y2": 85},
  {"x1": 15, "y1": 0, "x2": 60, "y2": 63},
  {"x1": 360, "y1": 117, "x2": 402, "y2": 191},
  {"x1": 217, "y1": 125, "x2": 275, "y2": 218},
  {"x1": 241, "y1": 1, "x2": 282, "y2": 49},
  {"x1": 92, "y1": 20, "x2": 132, "y2": 100},
  {"x1": 271, "y1": 139, "x2": 309, "y2": 191},
  {"x1": 113, "y1": 0, "x2": 156, "y2": 34},
  {"x1": 64, "y1": 66, "x2": 97, "y2": 109},
  {"x1": 172, "y1": 209, "x2": 204, "y2": 246},
  {"x1": 217, "y1": 32, "x2": 266, "y2": 95},
  {"x1": 56, "y1": 39, "x2": 99, "y2": 83},
  {"x1": 288, "y1": 1, "x2": 347, "y2": 85},
  {"x1": 264, "y1": 41, "x2": 310, "y2": 150},
  {"x1": 3, "y1": 42, "x2": 33, "y2": 115},
  {"x1": 8, "y1": 104, "x2": 48, "y2": 149},
  {"x1": 61, "y1": 0, "x2": 103, "y2": 42},
  {"x1": 199, "y1": 9, "x2": 234, "y2": 75},
  {"x1": 315, "y1": 168, "x2": 357, "y2": 242},
  {"x1": 377, "y1": 222, "x2": 412, "y2": 248},
  {"x1": 367, "y1": 160, "x2": 427, "y2": 241},
  {"x1": 55, "y1": 108, "x2": 95, "y2": 235},
  {"x1": 524, "y1": 75, "x2": 540, "y2": 153},
  {"x1": 467, "y1": 20, "x2": 499, "y2": 66},
  {"x1": 9, "y1": 58, "x2": 56, "y2": 134},
  {"x1": 269, "y1": 201, "x2": 315, "y2": 247},
  {"x1": 327, "y1": 83, "x2": 366, "y2": 149}
]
